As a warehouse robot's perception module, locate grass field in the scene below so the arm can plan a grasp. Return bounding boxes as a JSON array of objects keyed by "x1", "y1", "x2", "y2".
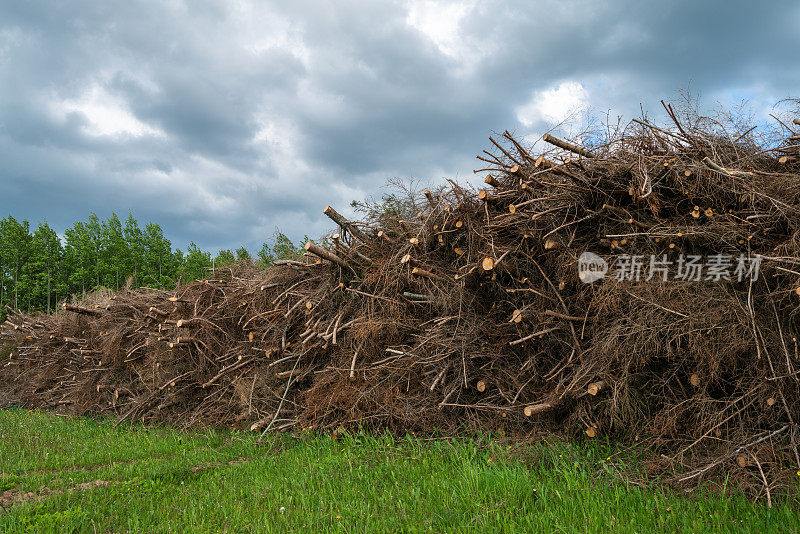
[{"x1": 0, "y1": 409, "x2": 797, "y2": 533}]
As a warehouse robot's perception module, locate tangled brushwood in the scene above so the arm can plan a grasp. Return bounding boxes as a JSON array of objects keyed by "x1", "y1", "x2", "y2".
[{"x1": 2, "y1": 101, "x2": 800, "y2": 499}]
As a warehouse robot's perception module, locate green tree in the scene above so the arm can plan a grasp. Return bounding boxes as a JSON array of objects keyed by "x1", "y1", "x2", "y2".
[
  {"x1": 257, "y1": 232, "x2": 302, "y2": 266},
  {"x1": 0, "y1": 226, "x2": 7, "y2": 314},
  {"x1": 30, "y1": 222, "x2": 63, "y2": 313},
  {"x1": 179, "y1": 242, "x2": 212, "y2": 282},
  {"x1": 101, "y1": 213, "x2": 129, "y2": 290},
  {"x1": 84, "y1": 213, "x2": 104, "y2": 289},
  {"x1": 0, "y1": 216, "x2": 33, "y2": 310},
  {"x1": 213, "y1": 250, "x2": 235, "y2": 268},
  {"x1": 123, "y1": 213, "x2": 145, "y2": 287},
  {"x1": 142, "y1": 223, "x2": 175, "y2": 288},
  {"x1": 0, "y1": 211, "x2": 226, "y2": 317},
  {"x1": 235, "y1": 247, "x2": 251, "y2": 262},
  {"x1": 64, "y1": 221, "x2": 94, "y2": 296}
]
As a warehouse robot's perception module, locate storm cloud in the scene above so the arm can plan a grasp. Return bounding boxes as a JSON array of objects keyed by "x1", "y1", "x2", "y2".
[{"x1": 1, "y1": 0, "x2": 798, "y2": 251}]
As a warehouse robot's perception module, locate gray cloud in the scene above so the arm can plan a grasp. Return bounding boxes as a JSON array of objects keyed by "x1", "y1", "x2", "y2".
[{"x1": 0, "y1": 0, "x2": 798, "y2": 252}]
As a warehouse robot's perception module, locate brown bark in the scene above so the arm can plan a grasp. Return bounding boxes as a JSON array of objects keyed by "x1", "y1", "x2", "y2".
[
  {"x1": 484, "y1": 175, "x2": 500, "y2": 188},
  {"x1": 304, "y1": 242, "x2": 350, "y2": 270},
  {"x1": 542, "y1": 133, "x2": 596, "y2": 158},
  {"x1": 62, "y1": 303, "x2": 101, "y2": 316},
  {"x1": 412, "y1": 267, "x2": 446, "y2": 282},
  {"x1": 323, "y1": 205, "x2": 367, "y2": 242}
]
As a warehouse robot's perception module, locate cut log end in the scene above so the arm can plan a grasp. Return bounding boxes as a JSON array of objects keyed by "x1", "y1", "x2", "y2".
[
  {"x1": 586, "y1": 380, "x2": 605, "y2": 396},
  {"x1": 476, "y1": 380, "x2": 486, "y2": 393},
  {"x1": 477, "y1": 190, "x2": 495, "y2": 203},
  {"x1": 482, "y1": 257, "x2": 495, "y2": 271},
  {"x1": 534, "y1": 154, "x2": 553, "y2": 168},
  {"x1": 524, "y1": 402, "x2": 552, "y2": 417},
  {"x1": 690, "y1": 373, "x2": 700, "y2": 387}
]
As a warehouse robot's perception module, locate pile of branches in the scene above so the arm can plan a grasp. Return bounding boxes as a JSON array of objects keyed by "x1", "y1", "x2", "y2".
[{"x1": 3, "y1": 102, "x2": 800, "y2": 499}]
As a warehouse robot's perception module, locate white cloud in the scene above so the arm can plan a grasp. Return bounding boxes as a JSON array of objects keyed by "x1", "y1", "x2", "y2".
[
  {"x1": 406, "y1": 0, "x2": 474, "y2": 60},
  {"x1": 54, "y1": 83, "x2": 165, "y2": 138},
  {"x1": 230, "y1": 1, "x2": 311, "y2": 67},
  {"x1": 516, "y1": 81, "x2": 590, "y2": 127}
]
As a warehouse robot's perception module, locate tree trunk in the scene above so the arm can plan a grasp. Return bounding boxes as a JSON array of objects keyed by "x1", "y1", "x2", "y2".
[
  {"x1": 304, "y1": 242, "x2": 350, "y2": 270},
  {"x1": 13, "y1": 259, "x2": 18, "y2": 310}
]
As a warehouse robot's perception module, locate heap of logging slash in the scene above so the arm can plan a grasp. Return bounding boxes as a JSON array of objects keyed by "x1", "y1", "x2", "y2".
[{"x1": 3, "y1": 102, "x2": 800, "y2": 498}]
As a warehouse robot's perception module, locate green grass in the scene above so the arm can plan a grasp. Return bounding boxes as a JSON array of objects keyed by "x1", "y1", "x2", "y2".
[{"x1": 0, "y1": 409, "x2": 797, "y2": 533}]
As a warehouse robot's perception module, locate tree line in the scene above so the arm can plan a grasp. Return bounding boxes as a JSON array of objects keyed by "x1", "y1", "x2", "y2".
[{"x1": 0, "y1": 213, "x2": 303, "y2": 321}]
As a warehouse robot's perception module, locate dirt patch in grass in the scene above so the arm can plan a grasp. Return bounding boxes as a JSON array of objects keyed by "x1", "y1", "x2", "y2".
[
  {"x1": 1, "y1": 480, "x2": 113, "y2": 512},
  {"x1": 73, "y1": 480, "x2": 111, "y2": 491},
  {"x1": 0, "y1": 486, "x2": 50, "y2": 509},
  {"x1": 190, "y1": 457, "x2": 249, "y2": 474}
]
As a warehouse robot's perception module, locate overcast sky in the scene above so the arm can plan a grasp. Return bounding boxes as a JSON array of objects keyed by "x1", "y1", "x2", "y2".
[{"x1": 1, "y1": 1, "x2": 798, "y2": 252}]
